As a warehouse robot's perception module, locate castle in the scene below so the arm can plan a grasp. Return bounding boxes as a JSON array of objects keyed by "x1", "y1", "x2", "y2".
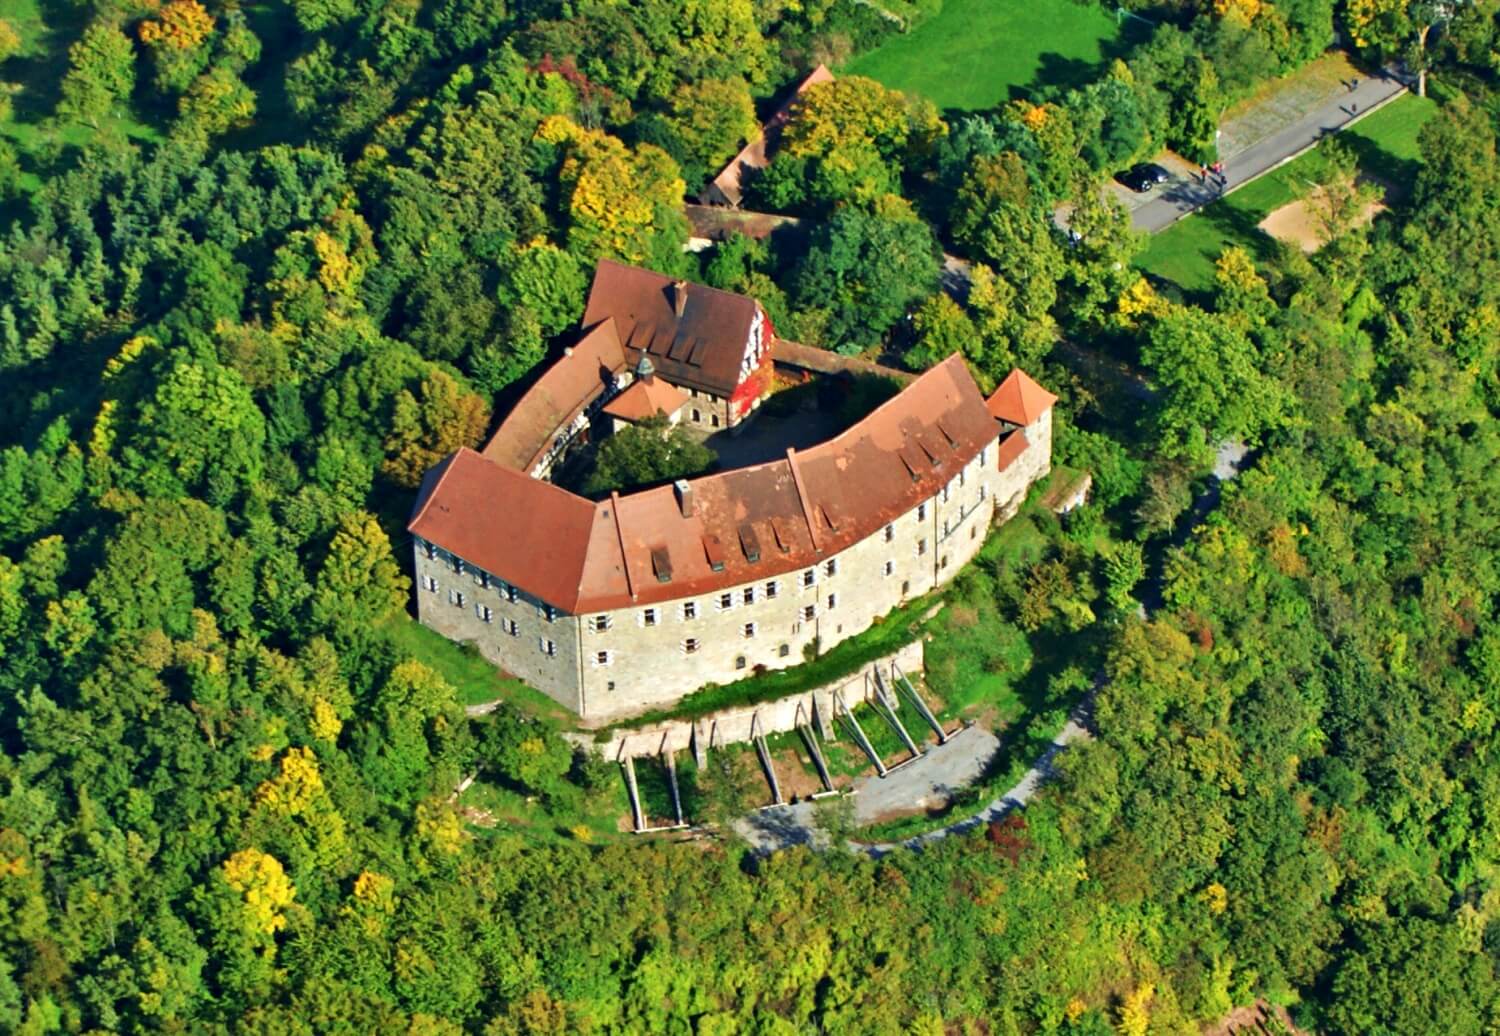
[{"x1": 407, "y1": 260, "x2": 1057, "y2": 722}]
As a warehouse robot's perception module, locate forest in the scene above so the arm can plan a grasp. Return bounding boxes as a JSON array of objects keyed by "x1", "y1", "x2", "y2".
[{"x1": 0, "y1": 0, "x2": 1498, "y2": 1031}]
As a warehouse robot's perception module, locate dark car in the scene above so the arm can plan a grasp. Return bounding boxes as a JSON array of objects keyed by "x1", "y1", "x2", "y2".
[{"x1": 1116, "y1": 163, "x2": 1171, "y2": 192}]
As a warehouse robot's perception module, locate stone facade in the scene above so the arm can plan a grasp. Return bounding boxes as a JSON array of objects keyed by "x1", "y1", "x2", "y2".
[{"x1": 412, "y1": 409, "x2": 1052, "y2": 722}]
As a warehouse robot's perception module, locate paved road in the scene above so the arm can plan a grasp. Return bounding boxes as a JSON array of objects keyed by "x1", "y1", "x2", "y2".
[
  {"x1": 1129, "y1": 73, "x2": 1407, "y2": 232},
  {"x1": 733, "y1": 724, "x2": 1001, "y2": 852}
]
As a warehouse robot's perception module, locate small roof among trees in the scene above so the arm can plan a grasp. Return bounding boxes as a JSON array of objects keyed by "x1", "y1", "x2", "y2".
[{"x1": 985, "y1": 368, "x2": 1058, "y2": 426}]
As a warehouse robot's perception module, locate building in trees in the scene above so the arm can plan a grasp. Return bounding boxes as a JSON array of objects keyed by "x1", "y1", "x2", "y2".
[
  {"x1": 699, "y1": 64, "x2": 834, "y2": 208},
  {"x1": 408, "y1": 262, "x2": 1056, "y2": 720}
]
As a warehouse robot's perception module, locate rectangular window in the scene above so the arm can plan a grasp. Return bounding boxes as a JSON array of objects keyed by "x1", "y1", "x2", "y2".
[
  {"x1": 942, "y1": 484, "x2": 950, "y2": 503},
  {"x1": 450, "y1": 590, "x2": 466, "y2": 608},
  {"x1": 802, "y1": 569, "x2": 816, "y2": 588},
  {"x1": 506, "y1": 586, "x2": 518, "y2": 603},
  {"x1": 593, "y1": 615, "x2": 611, "y2": 632},
  {"x1": 742, "y1": 587, "x2": 755, "y2": 605},
  {"x1": 884, "y1": 560, "x2": 894, "y2": 577},
  {"x1": 424, "y1": 541, "x2": 438, "y2": 560},
  {"x1": 452, "y1": 556, "x2": 464, "y2": 575},
  {"x1": 474, "y1": 570, "x2": 489, "y2": 588},
  {"x1": 682, "y1": 601, "x2": 697, "y2": 620},
  {"x1": 743, "y1": 622, "x2": 756, "y2": 639},
  {"x1": 980, "y1": 445, "x2": 989, "y2": 465},
  {"x1": 971, "y1": 526, "x2": 978, "y2": 540},
  {"x1": 959, "y1": 469, "x2": 966, "y2": 487},
  {"x1": 803, "y1": 604, "x2": 816, "y2": 621},
  {"x1": 884, "y1": 523, "x2": 895, "y2": 543},
  {"x1": 941, "y1": 555, "x2": 949, "y2": 569},
  {"x1": 421, "y1": 575, "x2": 439, "y2": 592},
  {"x1": 902, "y1": 580, "x2": 910, "y2": 596},
  {"x1": 642, "y1": 608, "x2": 657, "y2": 627},
  {"x1": 504, "y1": 618, "x2": 520, "y2": 636},
  {"x1": 543, "y1": 605, "x2": 557, "y2": 622},
  {"x1": 943, "y1": 518, "x2": 951, "y2": 537},
  {"x1": 684, "y1": 638, "x2": 700, "y2": 654},
  {"x1": 477, "y1": 604, "x2": 493, "y2": 623},
  {"x1": 735, "y1": 655, "x2": 747, "y2": 670},
  {"x1": 594, "y1": 650, "x2": 612, "y2": 667},
  {"x1": 979, "y1": 484, "x2": 987, "y2": 502},
  {"x1": 764, "y1": 580, "x2": 779, "y2": 599},
  {"x1": 692, "y1": 408, "x2": 702, "y2": 422},
  {"x1": 718, "y1": 592, "x2": 733, "y2": 611},
  {"x1": 917, "y1": 538, "x2": 927, "y2": 556},
  {"x1": 824, "y1": 558, "x2": 838, "y2": 577},
  {"x1": 827, "y1": 593, "x2": 837, "y2": 610},
  {"x1": 917, "y1": 503, "x2": 927, "y2": 521},
  {"x1": 541, "y1": 638, "x2": 556, "y2": 657},
  {"x1": 779, "y1": 643, "x2": 790, "y2": 657}
]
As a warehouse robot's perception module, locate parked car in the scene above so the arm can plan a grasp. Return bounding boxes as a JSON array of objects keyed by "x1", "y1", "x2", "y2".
[{"x1": 1117, "y1": 163, "x2": 1171, "y2": 192}]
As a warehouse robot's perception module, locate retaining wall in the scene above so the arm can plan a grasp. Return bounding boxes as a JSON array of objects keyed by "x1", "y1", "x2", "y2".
[{"x1": 567, "y1": 639, "x2": 925, "y2": 760}]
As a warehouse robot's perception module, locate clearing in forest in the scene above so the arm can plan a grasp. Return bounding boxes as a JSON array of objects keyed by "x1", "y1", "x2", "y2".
[{"x1": 843, "y1": 0, "x2": 1140, "y2": 112}]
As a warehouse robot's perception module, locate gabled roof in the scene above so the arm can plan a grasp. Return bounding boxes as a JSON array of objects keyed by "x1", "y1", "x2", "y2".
[
  {"x1": 986, "y1": 368, "x2": 1058, "y2": 426},
  {"x1": 481, "y1": 320, "x2": 626, "y2": 471},
  {"x1": 602, "y1": 376, "x2": 687, "y2": 422},
  {"x1": 581, "y1": 260, "x2": 760, "y2": 397},
  {"x1": 412, "y1": 352, "x2": 1055, "y2": 615},
  {"x1": 409, "y1": 449, "x2": 630, "y2": 612},
  {"x1": 704, "y1": 65, "x2": 834, "y2": 207}
]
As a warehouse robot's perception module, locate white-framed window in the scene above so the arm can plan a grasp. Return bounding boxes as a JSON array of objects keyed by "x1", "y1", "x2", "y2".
[
  {"x1": 884, "y1": 523, "x2": 895, "y2": 543},
  {"x1": 682, "y1": 600, "x2": 697, "y2": 620},
  {"x1": 421, "y1": 575, "x2": 439, "y2": 592},
  {"x1": 743, "y1": 622, "x2": 756, "y2": 639},
  {"x1": 684, "y1": 637, "x2": 700, "y2": 654},
  {"x1": 917, "y1": 538, "x2": 927, "y2": 556},
  {"x1": 540, "y1": 638, "x2": 557, "y2": 657},
  {"x1": 802, "y1": 569, "x2": 816, "y2": 588},
  {"x1": 423, "y1": 541, "x2": 438, "y2": 560},
  {"x1": 642, "y1": 607, "x2": 658, "y2": 627},
  {"x1": 743, "y1": 587, "x2": 755, "y2": 605},
  {"x1": 539, "y1": 604, "x2": 557, "y2": 622},
  {"x1": 718, "y1": 592, "x2": 734, "y2": 611},
  {"x1": 884, "y1": 560, "x2": 894, "y2": 577},
  {"x1": 506, "y1": 585, "x2": 519, "y2": 603},
  {"x1": 593, "y1": 650, "x2": 612, "y2": 667},
  {"x1": 503, "y1": 618, "x2": 520, "y2": 636},
  {"x1": 827, "y1": 593, "x2": 837, "y2": 610},
  {"x1": 452, "y1": 556, "x2": 464, "y2": 575},
  {"x1": 477, "y1": 604, "x2": 493, "y2": 623},
  {"x1": 803, "y1": 604, "x2": 816, "y2": 621},
  {"x1": 474, "y1": 570, "x2": 489, "y2": 588},
  {"x1": 593, "y1": 615, "x2": 611, "y2": 632},
  {"x1": 824, "y1": 558, "x2": 838, "y2": 577},
  {"x1": 450, "y1": 589, "x2": 466, "y2": 608},
  {"x1": 917, "y1": 503, "x2": 927, "y2": 521},
  {"x1": 764, "y1": 580, "x2": 779, "y2": 599}
]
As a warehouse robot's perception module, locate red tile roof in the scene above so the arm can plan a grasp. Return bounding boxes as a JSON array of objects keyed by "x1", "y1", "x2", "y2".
[
  {"x1": 581, "y1": 259, "x2": 763, "y2": 398},
  {"x1": 601, "y1": 376, "x2": 687, "y2": 422},
  {"x1": 986, "y1": 368, "x2": 1058, "y2": 426},
  {"x1": 995, "y1": 427, "x2": 1029, "y2": 471},
  {"x1": 704, "y1": 65, "x2": 834, "y2": 207},
  {"x1": 410, "y1": 354, "x2": 1030, "y2": 613},
  {"x1": 481, "y1": 321, "x2": 626, "y2": 471}
]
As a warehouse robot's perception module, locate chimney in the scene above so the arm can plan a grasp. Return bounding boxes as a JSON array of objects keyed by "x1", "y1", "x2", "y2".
[
  {"x1": 674, "y1": 478, "x2": 693, "y2": 518},
  {"x1": 673, "y1": 280, "x2": 689, "y2": 317}
]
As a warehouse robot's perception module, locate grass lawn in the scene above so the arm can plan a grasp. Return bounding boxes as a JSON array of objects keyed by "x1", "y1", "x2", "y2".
[
  {"x1": 843, "y1": 0, "x2": 1141, "y2": 112},
  {"x1": 0, "y1": 0, "x2": 163, "y2": 201},
  {"x1": 1137, "y1": 93, "x2": 1438, "y2": 293},
  {"x1": 379, "y1": 614, "x2": 575, "y2": 721}
]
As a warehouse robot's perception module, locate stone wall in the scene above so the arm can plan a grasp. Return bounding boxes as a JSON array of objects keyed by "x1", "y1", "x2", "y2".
[
  {"x1": 574, "y1": 435, "x2": 1000, "y2": 722},
  {"x1": 412, "y1": 409, "x2": 1052, "y2": 722},
  {"x1": 568, "y1": 639, "x2": 926, "y2": 760},
  {"x1": 412, "y1": 542, "x2": 586, "y2": 714}
]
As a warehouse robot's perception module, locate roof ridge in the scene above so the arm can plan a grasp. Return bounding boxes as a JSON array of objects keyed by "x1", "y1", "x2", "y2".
[{"x1": 784, "y1": 447, "x2": 821, "y2": 554}]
